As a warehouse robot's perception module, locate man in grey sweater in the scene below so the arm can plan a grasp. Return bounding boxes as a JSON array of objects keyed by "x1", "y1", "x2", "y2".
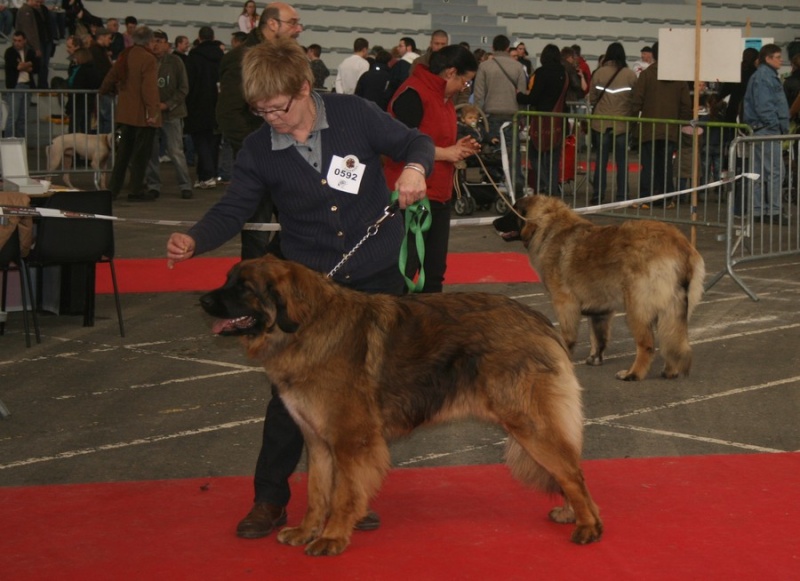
[
  {"x1": 473, "y1": 35, "x2": 528, "y2": 191},
  {"x1": 143, "y1": 29, "x2": 193, "y2": 200}
]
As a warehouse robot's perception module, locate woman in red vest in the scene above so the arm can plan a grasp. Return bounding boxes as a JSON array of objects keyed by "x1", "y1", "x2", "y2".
[{"x1": 384, "y1": 44, "x2": 480, "y2": 293}]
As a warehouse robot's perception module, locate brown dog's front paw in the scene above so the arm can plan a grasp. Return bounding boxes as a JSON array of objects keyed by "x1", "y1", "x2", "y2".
[
  {"x1": 305, "y1": 536, "x2": 349, "y2": 557},
  {"x1": 615, "y1": 369, "x2": 642, "y2": 381},
  {"x1": 570, "y1": 521, "x2": 603, "y2": 544},
  {"x1": 277, "y1": 526, "x2": 316, "y2": 547}
]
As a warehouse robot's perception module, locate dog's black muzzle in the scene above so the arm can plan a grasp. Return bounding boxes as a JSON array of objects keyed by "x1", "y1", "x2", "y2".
[{"x1": 493, "y1": 211, "x2": 523, "y2": 242}]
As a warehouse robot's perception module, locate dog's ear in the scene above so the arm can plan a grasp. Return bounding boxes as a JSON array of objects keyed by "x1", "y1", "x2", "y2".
[
  {"x1": 249, "y1": 257, "x2": 305, "y2": 333},
  {"x1": 266, "y1": 284, "x2": 300, "y2": 333},
  {"x1": 515, "y1": 196, "x2": 539, "y2": 243}
]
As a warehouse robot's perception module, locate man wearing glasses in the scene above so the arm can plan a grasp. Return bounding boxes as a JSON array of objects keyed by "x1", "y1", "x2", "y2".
[
  {"x1": 743, "y1": 44, "x2": 791, "y2": 224},
  {"x1": 216, "y1": 1, "x2": 303, "y2": 260}
]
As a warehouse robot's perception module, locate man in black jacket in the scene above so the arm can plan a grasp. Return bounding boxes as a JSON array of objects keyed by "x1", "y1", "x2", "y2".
[
  {"x1": 16, "y1": 0, "x2": 52, "y2": 89},
  {"x1": 215, "y1": 2, "x2": 302, "y2": 259},
  {"x1": 3, "y1": 31, "x2": 36, "y2": 137},
  {"x1": 185, "y1": 26, "x2": 224, "y2": 190}
]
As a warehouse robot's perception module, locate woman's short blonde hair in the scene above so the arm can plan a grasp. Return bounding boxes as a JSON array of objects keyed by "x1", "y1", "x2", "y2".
[{"x1": 242, "y1": 37, "x2": 314, "y2": 104}]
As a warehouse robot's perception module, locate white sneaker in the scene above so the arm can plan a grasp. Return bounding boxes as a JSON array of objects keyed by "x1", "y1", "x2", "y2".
[
  {"x1": 195, "y1": 178, "x2": 217, "y2": 189},
  {"x1": 159, "y1": 155, "x2": 170, "y2": 163}
]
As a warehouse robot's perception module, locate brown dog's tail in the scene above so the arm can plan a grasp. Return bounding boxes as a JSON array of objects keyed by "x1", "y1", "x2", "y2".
[{"x1": 686, "y1": 249, "x2": 706, "y2": 320}]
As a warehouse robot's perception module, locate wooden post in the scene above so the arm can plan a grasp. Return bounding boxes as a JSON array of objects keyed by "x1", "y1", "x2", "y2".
[{"x1": 690, "y1": 0, "x2": 703, "y2": 246}]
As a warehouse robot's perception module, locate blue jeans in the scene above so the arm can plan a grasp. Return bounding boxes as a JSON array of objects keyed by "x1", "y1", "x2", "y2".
[
  {"x1": 751, "y1": 131, "x2": 783, "y2": 217},
  {"x1": 0, "y1": 9, "x2": 13, "y2": 36},
  {"x1": 3, "y1": 84, "x2": 30, "y2": 137},
  {"x1": 146, "y1": 117, "x2": 193, "y2": 193},
  {"x1": 591, "y1": 129, "x2": 629, "y2": 201},
  {"x1": 98, "y1": 95, "x2": 114, "y2": 135}
]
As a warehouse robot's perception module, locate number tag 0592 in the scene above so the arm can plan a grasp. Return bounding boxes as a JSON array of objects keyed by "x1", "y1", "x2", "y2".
[{"x1": 327, "y1": 154, "x2": 366, "y2": 195}]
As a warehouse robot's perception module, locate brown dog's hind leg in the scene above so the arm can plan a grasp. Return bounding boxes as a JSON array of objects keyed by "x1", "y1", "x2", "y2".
[
  {"x1": 615, "y1": 312, "x2": 655, "y2": 381},
  {"x1": 553, "y1": 296, "x2": 582, "y2": 354},
  {"x1": 586, "y1": 313, "x2": 613, "y2": 366},
  {"x1": 658, "y1": 303, "x2": 693, "y2": 379},
  {"x1": 510, "y1": 434, "x2": 602, "y2": 543},
  {"x1": 504, "y1": 409, "x2": 602, "y2": 544}
]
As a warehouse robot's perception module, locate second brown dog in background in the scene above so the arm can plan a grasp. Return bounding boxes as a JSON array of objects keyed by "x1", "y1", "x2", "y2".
[{"x1": 495, "y1": 195, "x2": 705, "y2": 381}]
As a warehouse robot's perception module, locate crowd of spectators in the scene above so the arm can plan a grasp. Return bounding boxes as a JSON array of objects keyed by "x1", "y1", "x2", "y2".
[{"x1": 1, "y1": 0, "x2": 798, "y2": 209}]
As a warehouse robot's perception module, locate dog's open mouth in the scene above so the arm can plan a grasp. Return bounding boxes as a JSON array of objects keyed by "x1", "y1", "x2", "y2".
[
  {"x1": 493, "y1": 212, "x2": 522, "y2": 242},
  {"x1": 211, "y1": 315, "x2": 258, "y2": 335}
]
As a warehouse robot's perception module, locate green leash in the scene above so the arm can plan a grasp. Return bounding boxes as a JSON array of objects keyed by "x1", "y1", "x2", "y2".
[{"x1": 391, "y1": 191, "x2": 432, "y2": 293}]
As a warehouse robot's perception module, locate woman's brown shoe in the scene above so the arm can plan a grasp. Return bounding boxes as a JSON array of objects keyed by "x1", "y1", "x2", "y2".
[{"x1": 236, "y1": 502, "x2": 287, "y2": 539}]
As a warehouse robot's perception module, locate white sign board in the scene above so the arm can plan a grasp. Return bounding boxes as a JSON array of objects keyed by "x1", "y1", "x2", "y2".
[{"x1": 658, "y1": 28, "x2": 742, "y2": 83}]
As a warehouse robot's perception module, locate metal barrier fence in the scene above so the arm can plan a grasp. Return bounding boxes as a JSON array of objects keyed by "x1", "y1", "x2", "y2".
[
  {"x1": 509, "y1": 108, "x2": 751, "y2": 227},
  {"x1": 1, "y1": 87, "x2": 114, "y2": 188},
  {"x1": 705, "y1": 133, "x2": 800, "y2": 300}
]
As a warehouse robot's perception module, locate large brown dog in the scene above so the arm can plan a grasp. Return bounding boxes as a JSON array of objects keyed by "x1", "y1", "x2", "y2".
[
  {"x1": 46, "y1": 133, "x2": 114, "y2": 189},
  {"x1": 495, "y1": 195, "x2": 705, "y2": 381},
  {"x1": 200, "y1": 256, "x2": 602, "y2": 556}
]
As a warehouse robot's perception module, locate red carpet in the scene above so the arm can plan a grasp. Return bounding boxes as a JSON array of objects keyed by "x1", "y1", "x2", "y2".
[
  {"x1": 95, "y1": 253, "x2": 539, "y2": 294},
  {"x1": 1, "y1": 454, "x2": 797, "y2": 580}
]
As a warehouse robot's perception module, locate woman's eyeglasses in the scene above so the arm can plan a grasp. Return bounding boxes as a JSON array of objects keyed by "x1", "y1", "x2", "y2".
[{"x1": 250, "y1": 96, "x2": 294, "y2": 118}]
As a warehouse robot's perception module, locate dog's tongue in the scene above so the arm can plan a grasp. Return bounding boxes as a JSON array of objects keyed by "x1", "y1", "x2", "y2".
[
  {"x1": 211, "y1": 316, "x2": 256, "y2": 335},
  {"x1": 211, "y1": 319, "x2": 233, "y2": 335},
  {"x1": 498, "y1": 230, "x2": 521, "y2": 241}
]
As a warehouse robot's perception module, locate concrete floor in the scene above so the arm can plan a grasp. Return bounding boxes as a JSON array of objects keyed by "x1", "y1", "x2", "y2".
[{"x1": 1, "y1": 168, "x2": 799, "y2": 491}]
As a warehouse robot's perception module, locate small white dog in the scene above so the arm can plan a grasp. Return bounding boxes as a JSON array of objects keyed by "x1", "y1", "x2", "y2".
[{"x1": 46, "y1": 133, "x2": 114, "y2": 189}]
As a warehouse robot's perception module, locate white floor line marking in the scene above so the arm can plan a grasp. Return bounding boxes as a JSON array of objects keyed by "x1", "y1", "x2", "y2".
[
  {"x1": 592, "y1": 421, "x2": 785, "y2": 453},
  {"x1": 0, "y1": 418, "x2": 264, "y2": 470},
  {"x1": 588, "y1": 375, "x2": 800, "y2": 424},
  {"x1": 691, "y1": 321, "x2": 800, "y2": 344},
  {"x1": 158, "y1": 355, "x2": 257, "y2": 371},
  {"x1": 737, "y1": 260, "x2": 800, "y2": 272},
  {"x1": 52, "y1": 369, "x2": 264, "y2": 399}
]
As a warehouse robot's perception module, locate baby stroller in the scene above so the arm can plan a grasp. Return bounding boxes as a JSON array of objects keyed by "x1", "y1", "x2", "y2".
[{"x1": 453, "y1": 105, "x2": 513, "y2": 216}]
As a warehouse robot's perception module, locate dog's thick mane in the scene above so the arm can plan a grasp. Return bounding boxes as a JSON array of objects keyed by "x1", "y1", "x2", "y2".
[{"x1": 522, "y1": 197, "x2": 592, "y2": 255}]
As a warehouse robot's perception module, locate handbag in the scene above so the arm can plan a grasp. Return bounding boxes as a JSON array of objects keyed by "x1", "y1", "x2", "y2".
[{"x1": 531, "y1": 74, "x2": 569, "y2": 151}]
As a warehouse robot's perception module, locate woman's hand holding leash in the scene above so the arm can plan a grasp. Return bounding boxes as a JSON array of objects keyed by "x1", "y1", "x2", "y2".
[{"x1": 395, "y1": 164, "x2": 428, "y2": 209}]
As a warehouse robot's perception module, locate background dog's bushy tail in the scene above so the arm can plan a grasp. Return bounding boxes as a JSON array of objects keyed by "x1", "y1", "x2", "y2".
[
  {"x1": 687, "y1": 251, "x2": 706, "y2": 320},
  {"x1": 504, "y1": 438, "x2": 562, "y2": 495}
]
